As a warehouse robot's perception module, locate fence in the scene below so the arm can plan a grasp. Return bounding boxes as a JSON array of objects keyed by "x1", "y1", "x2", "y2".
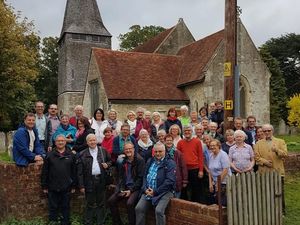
[{"x1": 226, "y1": 171, "x2": 282, "y2": 225}]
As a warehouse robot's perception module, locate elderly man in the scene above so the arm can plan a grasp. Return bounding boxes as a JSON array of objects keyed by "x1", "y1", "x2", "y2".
[
  {"x1": 107, "y1": 142, "x2": 145, "y2": 225},
  {"x1": 177, "y1": 125, "x2": 204, "y2": 203},
  {"x1": 135, "y1": 142, "x2": 176, "y2": 225},
  {"x1": 77, "y1": 134, "x2": 112, "y2": 225},
  {"x1": 69, "y1": 105, "x2": 87, "y2": 127},
  {"x1": 13, "y1": 113, "x2": 44, "y2": 166},
  {"x1": 208, "y1": 122, "x2": 225, "y2": 143},
  {"x1": 41, "y1": 135, "x2": 76, "y2": 225},
  {"x1": 254, "y1": 124, "x2": 288, "y2": 214}
]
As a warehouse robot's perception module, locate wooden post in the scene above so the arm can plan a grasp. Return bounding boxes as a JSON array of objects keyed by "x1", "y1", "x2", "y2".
[
  {"x1": 218, "y1": 176, "x2": 223, "y2": 225},
  {"x1": 224, "y1": 0, "x2": 237, "y2": 130}
]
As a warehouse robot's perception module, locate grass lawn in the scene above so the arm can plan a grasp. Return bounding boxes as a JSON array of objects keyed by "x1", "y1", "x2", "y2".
[
  {"x1": 284, "y1": 172, "x2": 300, "y2": 225},
  {"x1": 277, "y1": 135, "x2": 300, "y2": 152},
  {"x1": 0, "y1": 151, "x2": 11, "y2": 162}
]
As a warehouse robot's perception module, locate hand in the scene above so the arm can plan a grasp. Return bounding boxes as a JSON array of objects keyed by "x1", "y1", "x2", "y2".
[
  {"x1": 80, "y1": 188, "x2": 85, "y2": 194},
  {"x1": 271, "y1": 144, "x2": 277, "y2": 153},
  {"x1": 182, "y1": 183, "x2": 187, "y2": 188},
  {"x1": 123, "y1": 190, "x2": 131, "y2": 197},
  {"x1": 71, "y1": 189, "x2": 75, "y2": 194},
  {"x1": 43, "y1": 189, "x2": 48, "y2": 194},
  {"x1": 34, "y1": 155, "x2": 43, "y2": 161},
  {"x1": 147, "y1": 188, "x2": 154, "y2": 197},
  {"x1": 72, "y1": 150, "x2": 77, "y2": 154},
  {"x1": 209, "y1": 184, "x2": 214, "y2": 193},
  {"x1": 47, "y1": 147, "x2": 52, "y2": 152},
  {"x1": 102, "y1": 163, "x2": 108, "y2": 169},
  {"x1": 265, "y1": 160, "x2": 273, "y2": 168},
  {"x1": 198, "y1": 170, "x2": 204, "y2": 178}
]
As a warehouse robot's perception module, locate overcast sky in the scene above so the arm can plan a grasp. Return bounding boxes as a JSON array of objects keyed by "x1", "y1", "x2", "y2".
[{"x1": 7, "y1": 0, "x2": 300, "y2": 50}]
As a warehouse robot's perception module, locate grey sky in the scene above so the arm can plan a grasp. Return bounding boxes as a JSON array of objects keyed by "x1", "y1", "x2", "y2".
[{"x1": 7, "y1": 0, "x2": 300, "y2": 50}]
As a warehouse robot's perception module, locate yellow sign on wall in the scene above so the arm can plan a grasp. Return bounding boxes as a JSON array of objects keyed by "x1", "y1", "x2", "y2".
[
  {"x1": 224, "y1": 62, "x2": 232, "y2": 76},
  {"x1": 224, "y1": 100, "x2": 233, "y2": 110}
]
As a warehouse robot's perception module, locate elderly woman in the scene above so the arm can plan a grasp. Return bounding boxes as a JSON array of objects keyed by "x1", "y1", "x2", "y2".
[
  {"x1": 137, "y1": 129, "x2": 153, "y2": 162},
  {"x1": 165, "y1": 134, "x2": 188, "y2": 198},
  {"x1": 72, "y1": 117, "x2": 95, "y2": 153},
  {"x1": 164, "y1": 107, "x2": 182, "y2": 134},
  {"x1": 107, "y1": 109, "x2": 122, "y2": 136},
  {"x1": 190, "y1": 111, "x2": 200, "y2": 136},
  {"x1": 221, "y1": 129, "x2": 235, "y2": 154},
  {"x1": 229, "y1": 130, "x2": 255, "y2": 173},
  {"x1": 52, "y1": 114, "x2": 77, "y2": 149},
  {"x1": 178, "y1": 105, "x2": 190, "y2": 126},
  {"x1": 169, "y1": 124, "x2": 182, "y2": 147},
  {"x1": 101, "y1": 127, "x2": 114, "y2": 154},
  {"x1": 125, "y1": 111, "x2": 137, "y2": 136},
  {"x1": 150, "y1": 112, "x2": 165, "y2": 143},
  {"x1": 157, "y1": 129, "x2": 167, "y2": 144},
  {"x1": 90, "y1": 108, "x2": 109, "y2": 145},
  {"x1": 208, "y1": 139, "x2": 231, "y2": 206}
]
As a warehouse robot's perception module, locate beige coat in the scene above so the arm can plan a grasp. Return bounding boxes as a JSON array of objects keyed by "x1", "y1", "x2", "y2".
[{"x1": 254, "y1": 137, "x2": 288, "y2": 176}]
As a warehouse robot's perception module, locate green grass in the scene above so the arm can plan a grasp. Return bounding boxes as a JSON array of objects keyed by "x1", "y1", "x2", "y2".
[
  {"x1": 284, "y1": 172, "x2": 300, "y2": 225},
  {"x1": 0, "y1": 152, "x2": 12, "y2": 162},
  {"x1": 277, "y1": 135, "x2": 300, "y2": 152}
]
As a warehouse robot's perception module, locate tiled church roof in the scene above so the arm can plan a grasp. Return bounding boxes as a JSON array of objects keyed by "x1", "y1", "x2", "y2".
[{"x1": 92, "y1": 48, "x2": 188, "y2": 101}]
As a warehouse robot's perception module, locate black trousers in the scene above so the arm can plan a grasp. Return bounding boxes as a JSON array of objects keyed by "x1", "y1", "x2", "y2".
[
  {"x1": 48, "y1": 190, "x2": 71, "y2": 225},
  {"x1": 182, "y1": 168, "x2": 203, "y2": 203},
  {"x1": 84, "y1": 175, "x2": 106, "y2": 225},
  {"x1": 107, "y1": 190, "x2": 140, "y2": 225}
]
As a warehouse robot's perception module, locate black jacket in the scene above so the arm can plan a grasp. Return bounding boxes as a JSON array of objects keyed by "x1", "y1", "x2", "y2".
[
  {"x1": 41, "y1": 148, "x2": 76, "y2": 192},
  {"x1": 77, "y1": 146, "x2": 112, "y2": 192},
  {"x1": 73, "y1": 128, "x2": 95, "y2": 153},
  {"x1": 116, "y1": 153, "x2": 145, "y2": 193}
]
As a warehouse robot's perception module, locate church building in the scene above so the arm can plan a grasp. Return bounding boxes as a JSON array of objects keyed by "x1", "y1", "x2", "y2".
[{"x1": 58, "y1": 0, "x2": 271, "y2": 124}]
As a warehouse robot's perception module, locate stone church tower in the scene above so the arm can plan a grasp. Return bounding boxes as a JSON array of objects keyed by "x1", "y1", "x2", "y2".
[{"x1": 58, "y1": 0, "x2": 111, "y2": 114}]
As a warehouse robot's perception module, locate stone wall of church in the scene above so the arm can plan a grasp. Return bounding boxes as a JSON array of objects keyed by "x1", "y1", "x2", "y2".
[
  {"x1": 57, "y1": 92, "x2": 84, "y2": 116},
  {"x1": 156, "y1": 19, "x2": 195, "y2": 55}
]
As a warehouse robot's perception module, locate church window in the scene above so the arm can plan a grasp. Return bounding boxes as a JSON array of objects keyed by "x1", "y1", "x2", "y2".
[{"x1": 72, "y1": 33, "x2": 87, "y2": 41}]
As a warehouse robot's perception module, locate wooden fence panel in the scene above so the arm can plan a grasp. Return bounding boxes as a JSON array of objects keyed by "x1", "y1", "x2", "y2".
[{"x1": 227, "y1": 172, "x2": 282, "y2": 225}]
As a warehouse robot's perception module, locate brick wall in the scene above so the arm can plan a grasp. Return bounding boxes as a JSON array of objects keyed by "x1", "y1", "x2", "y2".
[{"x1": 0, "y1": 162, "x2": 225, "y2": 225}]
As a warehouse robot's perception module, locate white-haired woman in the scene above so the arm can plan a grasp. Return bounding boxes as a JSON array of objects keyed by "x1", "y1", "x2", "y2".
[
  {"x1": 137, "y1": 129, "x2": 153, "y2": 162},
  {"x1": 107, "y1": 109, "x2": 122, "y2": 136},
  {"x1": 125, "y1": 111, "x2": 137, "y2": 136},
  {"x1": 229, "y1": 130, "x2": 255, "y2": 173},
  {"x1": 169, "y1": 124, "x2": 182, "y2": 147},
  {"x1": 150, "y1": 112, "x2": 165, "y2": 143},
  {"x1": 178, "y1": 105, "x2": 190, "y2": 126}
]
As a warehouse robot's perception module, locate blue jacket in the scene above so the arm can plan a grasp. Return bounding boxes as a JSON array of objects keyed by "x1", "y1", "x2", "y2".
[
  {"x1": 52, "y1": 124, "x2": 77, "y2": 148},
  {"x1": 112, "y1": 135, "x2": 138, "y2": 155},
  {"x1": 142, "y1": 155, "x2": 176, "y2": 206},
  {"x1": 13, "y1": 125, "x2": 45, "y2": 167}
]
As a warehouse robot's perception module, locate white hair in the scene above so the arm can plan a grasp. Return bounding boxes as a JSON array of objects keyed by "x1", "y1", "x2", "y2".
[
  {"x1": 180, "y1": 105, "x2": 189, "y2": 111},
  {"x1": 86, "y1": 133, "x2": 96, "y2": 141},
  {"x1": 74, "y1": 105, "x2": 83, "y2": 111},
  {"x1": 157, "y1": 129, "x2": 166, "y2": 136},
  {"x1": 233, "y1": 130, "x2": 247, "y2": 139},
  {"x1": 262, "y1": 124, "x2": 274, "y2": 131},
  {"x1": 209, "y1": 122, "x2": 218, "y2": 127},
  {"x1": 139, "y1": 129, "x2": 149, "y2": 137},
  {"x1": 152, "y1": 111, "x2": 161, "y2": 118}
]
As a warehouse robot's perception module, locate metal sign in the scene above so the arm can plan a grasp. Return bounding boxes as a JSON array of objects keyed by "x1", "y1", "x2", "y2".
[
  {"x1": 224, "y1": 62, "x2": 232, "y2": 76},
  {"x1": 224, "y1": 100, "x2": 233, "y2": 110}
]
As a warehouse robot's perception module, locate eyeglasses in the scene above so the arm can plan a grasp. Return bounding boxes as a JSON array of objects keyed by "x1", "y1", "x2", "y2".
[
  {"x1": 263, "y1": 130, "x2": 272, "y2": 133},
  {"x1": 50, "y1": 108, "x2": 57, "y2": 110},
  {"x1": 154, "y1": 150, "x2": 164, "y2": 153},
  {"x1": 124, "y1": 147, "x2": 133, "y2": 151}
]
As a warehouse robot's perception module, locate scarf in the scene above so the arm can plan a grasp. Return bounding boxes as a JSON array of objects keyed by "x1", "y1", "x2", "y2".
[
  {"x1": 108, "y1": 119, "x2": 117, "y2": 130},
  {"x1": 127, "y1": 119, "x2": 137, "y2": 135},
  {"x1": 75, "y1": 128, "x2": 85, "y2": 138},
  {"x1": 138, "y1": 138, "x2": 153, "y2": 149},
  {"x1": 167, "y1": 144, "x2": 176, "y2": 159},
  {"x1": 168, "y1": 116, "x2": 177, "y2": 121}
]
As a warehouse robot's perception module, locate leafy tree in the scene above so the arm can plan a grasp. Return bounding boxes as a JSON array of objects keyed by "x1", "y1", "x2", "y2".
[
  {"x1": 35, "y1": 36, "x2": 59, "y2": 106},
  {"x1": 287, "y1": 94, "x2": 300, "y2": 128},
  {"x1": 261, "y1": 33, "x2": 300, "y2": 98},
  {"x1": 0, "y1": 1, "x2": 40, "y2": 133},
  {"x1": 118, "y1": 25, "x2": 165, "y2": 51},
  {"x1": 259, "y1": 47, "x2": 287, "y2": 126}
]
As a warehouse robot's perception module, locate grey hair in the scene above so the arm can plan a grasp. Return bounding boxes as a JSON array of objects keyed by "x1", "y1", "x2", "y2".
[
  {"x1": 209, "y1": 122, "x2": 218, "y2": 127},
  {"x1": 169, "y1": 124, "x2": 182, "y2": 135},
  {"x1": 182, "y1": 125, "x2": 193, "y2": 131},
  {"x1": 74, "y1": 105, "x2": 83, "y2": 111},
  {"x1": 180, "y1": 105, "x2": 189, "y2": 111},
  {"x1": 233, "y1": 130, "x2": 247, "y2": 139},
  {"x1": 86, "y1": 133, "x2": 96, "y2": 141},
  {"x1": 139, "y1": 128, "x2": 149, "y2": 137},
  {"x1": 195, "y1": 124, "x2": 203, "y2": 129},
  {"x1": 108, "y1": 109, "x2": 118, "y2": 115},
  {"x1": 262, "y1": 124, "x2": 274, "y2": 131},
  {"x1": 55, "y1": 134, "x2": 67, "y2": 141},
  {"x1": 152, "y1": 111, "x2": 161, "y2": 118},
  {"x1": 157, "y1": 129, "x2": 166, "y2": 136},
  {"x1": 154, "y1": 142, "x2": 165, "y2": 151}
]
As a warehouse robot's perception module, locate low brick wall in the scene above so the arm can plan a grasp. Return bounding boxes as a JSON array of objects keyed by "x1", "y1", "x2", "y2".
[{"x1": 0, "y1": 162, "x2": 225, "y2": 225}]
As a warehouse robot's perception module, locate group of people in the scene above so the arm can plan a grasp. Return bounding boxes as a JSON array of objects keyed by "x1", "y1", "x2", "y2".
[{"x1": 12, "y1": 101, "x2": 288, "y2": 225}]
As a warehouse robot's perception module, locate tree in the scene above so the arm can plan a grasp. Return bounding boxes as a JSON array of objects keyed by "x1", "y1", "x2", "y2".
[
  {"x1": 0, "y1": 1, "x2": 39, "y2": 134},
  {"x1": 261, "y1": 33, "x2": 300, "y2": 98},
  {"x1": 118, "y1": 25, "x2": 165, "y2": 51},
  {"x1": 287, "y1": 94, "x2": 300, "y2": 128},
  {"x1": 35, "y1": 36, "x2": 59, "y2": 106},
  {"x1": 259, "y1": 47, "x2": 287, "y2": 126}
]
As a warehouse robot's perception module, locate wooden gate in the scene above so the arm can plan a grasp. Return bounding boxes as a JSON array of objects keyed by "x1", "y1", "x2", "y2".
[{"x1": 226, "y1": 171, "x2": 282, "y2": 225}]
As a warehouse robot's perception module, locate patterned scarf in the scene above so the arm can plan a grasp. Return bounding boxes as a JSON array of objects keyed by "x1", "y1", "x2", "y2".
[
  {"x1": 167, "y1": 144, "x2": 176, "y2": 159},
  {"x1": 108, "y1": 119, "x2": 117, "y2": 130}
]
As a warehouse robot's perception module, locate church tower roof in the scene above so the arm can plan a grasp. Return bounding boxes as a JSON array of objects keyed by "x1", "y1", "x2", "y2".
[{"x1": 60, "y1": 0, "x2": 111, "y2": 38}]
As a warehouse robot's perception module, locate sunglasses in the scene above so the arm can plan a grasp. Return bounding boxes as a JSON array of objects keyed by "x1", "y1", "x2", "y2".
[{"x1": 263, "y1": 130, "x2": 272, "y2": 133}]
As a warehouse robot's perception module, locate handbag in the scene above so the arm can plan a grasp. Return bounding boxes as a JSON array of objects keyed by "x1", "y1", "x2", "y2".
[{"x1": 99, "y1": 147, "x2": 114, "y2": 186}]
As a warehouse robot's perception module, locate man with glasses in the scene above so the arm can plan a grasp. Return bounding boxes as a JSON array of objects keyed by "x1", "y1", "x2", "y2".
[
  {"x1": 135, "y1": 142, "x2": 176, "y2": 225},
  {"x1": 254, "y1": 123, "x2": 288, "y2": 214},
  {"x1": 107, "y1": 142, "x2": 145, "y2": 225}
]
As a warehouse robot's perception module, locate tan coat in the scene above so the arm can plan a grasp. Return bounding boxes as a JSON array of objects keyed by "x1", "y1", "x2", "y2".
[{"x1": 254, "y1": 137, "x2": 288, "y2": 176}]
